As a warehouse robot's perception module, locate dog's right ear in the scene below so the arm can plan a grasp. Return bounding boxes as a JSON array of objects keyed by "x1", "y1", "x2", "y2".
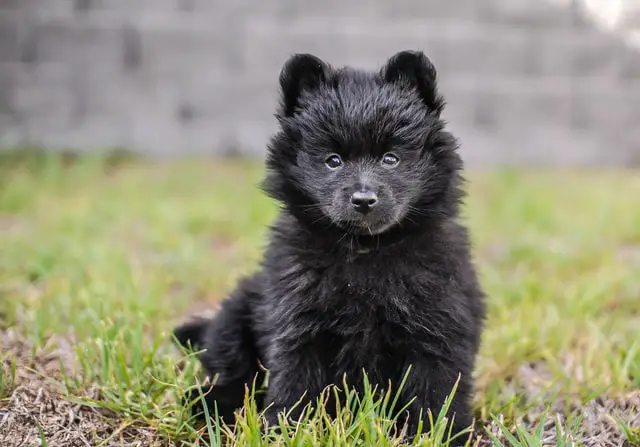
[
  {"x1": 173, "y1": 318, "x2": 209, "y2": 351},
  {"x1": 279, "y1": 53, "x2": 329, "y2": 117},
  {"x1": 381, "y1": 50, "x2": 444, "y2": 116}
]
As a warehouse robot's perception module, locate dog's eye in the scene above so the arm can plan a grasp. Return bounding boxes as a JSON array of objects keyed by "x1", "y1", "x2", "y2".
[
  {"x1": 325, "y1": 154, "x2": 343, "y2": 169},
  {"x1": 381, "y1": 153, "x2": 400, "y2": 167}
]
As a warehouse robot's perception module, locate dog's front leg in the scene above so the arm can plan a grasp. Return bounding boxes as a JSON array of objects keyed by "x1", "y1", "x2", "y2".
[
  {"x1": 263, "y1": 347, "x2": 326, "y2": 428},
  {"x1": 399, "y1": 360, "x2": 474, "y2": 446}
]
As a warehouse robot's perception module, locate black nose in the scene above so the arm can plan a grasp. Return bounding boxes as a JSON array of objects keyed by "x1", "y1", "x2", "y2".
[{"x1": 350, "y1": 190, "x2": 378, "y2": 214}]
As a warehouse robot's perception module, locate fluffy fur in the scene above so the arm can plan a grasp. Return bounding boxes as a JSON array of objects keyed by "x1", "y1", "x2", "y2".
[{"x1": 174, "y1": 50, "x2": 486, "y2": 443}]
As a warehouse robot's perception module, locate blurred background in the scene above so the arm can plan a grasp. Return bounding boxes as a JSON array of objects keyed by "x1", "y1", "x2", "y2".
[
  {"x1": 1, "y1": 3, "x2": 640, "y2": 446},
  {"x1": 1, "y1": 0, "x2": 639, "y2": 165}
]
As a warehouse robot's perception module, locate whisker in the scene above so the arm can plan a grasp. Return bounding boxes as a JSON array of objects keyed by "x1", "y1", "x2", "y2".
[
  {"x1": 334, "y1": 228, "x2": 351, "y2": 249},
  {"x1": 407, "y1": 205, "x2": 447, "y2": 218},
  {"x1": 366, "y1": 224, "x2": 373, "y2": 236}
]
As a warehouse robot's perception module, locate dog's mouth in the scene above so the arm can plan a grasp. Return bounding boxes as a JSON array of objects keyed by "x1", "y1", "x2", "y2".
[
  {"x1": 335, "y1": 216, "x2": 399, "y2": 236},
  {"x1": 321, "y1": 200, "x2": 406, "y2": 236}
]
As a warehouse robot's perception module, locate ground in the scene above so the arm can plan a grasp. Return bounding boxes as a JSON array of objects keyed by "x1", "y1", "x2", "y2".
[{"x1": 0, "y1": 150, "x2": 638, "y2": 447}]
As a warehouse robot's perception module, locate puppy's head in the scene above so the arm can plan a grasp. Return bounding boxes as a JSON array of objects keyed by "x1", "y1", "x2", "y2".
[{"x1": 263, "y1": 51, "x2": 463, "y2": 236}]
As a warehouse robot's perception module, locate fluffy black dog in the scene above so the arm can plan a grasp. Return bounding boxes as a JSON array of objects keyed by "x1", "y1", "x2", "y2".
[{"x1": 174, "y1": 50, "x2": 485, "y2": 443}]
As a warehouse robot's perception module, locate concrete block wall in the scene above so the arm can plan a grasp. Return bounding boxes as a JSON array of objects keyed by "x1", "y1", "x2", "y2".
[{"x1": 0, "y1": 0, "x2": 639, "y2": 165}]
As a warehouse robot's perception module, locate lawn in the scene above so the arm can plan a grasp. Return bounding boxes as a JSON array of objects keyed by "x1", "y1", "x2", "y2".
[{"x1": 0, "y1": 150, "x2": 638, "y2": 446}]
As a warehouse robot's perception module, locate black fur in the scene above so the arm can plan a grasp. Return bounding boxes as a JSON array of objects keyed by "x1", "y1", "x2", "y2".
[{"x1": 174, "y1": 50, "x2": 485, "y2": 443}]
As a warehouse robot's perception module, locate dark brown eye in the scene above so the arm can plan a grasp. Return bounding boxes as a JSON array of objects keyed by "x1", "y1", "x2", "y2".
[
  {"x1": 325, "y1": 154, "x2": 343, "y2": 169},
  {"x1": 382, "y1": 153, "x2": 399, "y2": 167}
]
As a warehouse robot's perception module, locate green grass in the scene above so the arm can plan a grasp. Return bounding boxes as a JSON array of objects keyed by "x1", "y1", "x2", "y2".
[
  {"x1": 0, "y1": 149, "x2": 638, "y2": 446},
  {"x1": 0, "y1": 354, "x2": 17, "y2": 399}
]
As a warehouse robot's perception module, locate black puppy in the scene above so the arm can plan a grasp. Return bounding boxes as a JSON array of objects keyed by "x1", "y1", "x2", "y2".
[{"x1": 174, "y1": 50, "x2": 486, "y2": 443}]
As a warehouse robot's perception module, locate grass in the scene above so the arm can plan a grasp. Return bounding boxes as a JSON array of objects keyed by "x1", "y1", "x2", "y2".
[{"x1": 0, "y1": 149, "x2": 638, "y2": 446}]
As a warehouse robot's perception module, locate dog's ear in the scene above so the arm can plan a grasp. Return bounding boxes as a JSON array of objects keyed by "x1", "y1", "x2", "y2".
[
  {"x1": 173, "y1": 318, "x2": 209, "y2": 351},
  {"x1": 279, "y1": 53, "x2": 329, "y2": 117},
  {"x1": 381, "y1": 50, "x2": 444, "y2": 116}
]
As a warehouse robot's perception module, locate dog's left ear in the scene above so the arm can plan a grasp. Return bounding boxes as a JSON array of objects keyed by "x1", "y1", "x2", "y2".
[
  {"x1": 279, "y1": 53, "x2": 330, "y2": 118},
  {"x1": 381, "y1": 50, "x2": 444, "y2": 116}
]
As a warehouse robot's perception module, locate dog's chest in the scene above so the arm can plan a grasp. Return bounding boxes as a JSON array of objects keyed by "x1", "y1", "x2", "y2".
[
  {"x1": 315, "y1": 300, "x2": 414, "y2": 385},
  {"x1": 272, "y1": 250, "x2": 440, "y2": 351},
  {"x1": 311, "y1": 261, "x2": 420, "y2": 340}
]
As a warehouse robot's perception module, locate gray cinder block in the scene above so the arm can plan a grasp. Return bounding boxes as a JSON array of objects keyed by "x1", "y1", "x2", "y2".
[{"x1": 0, "y1": 0, "x2": 639, "y2": 165}]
